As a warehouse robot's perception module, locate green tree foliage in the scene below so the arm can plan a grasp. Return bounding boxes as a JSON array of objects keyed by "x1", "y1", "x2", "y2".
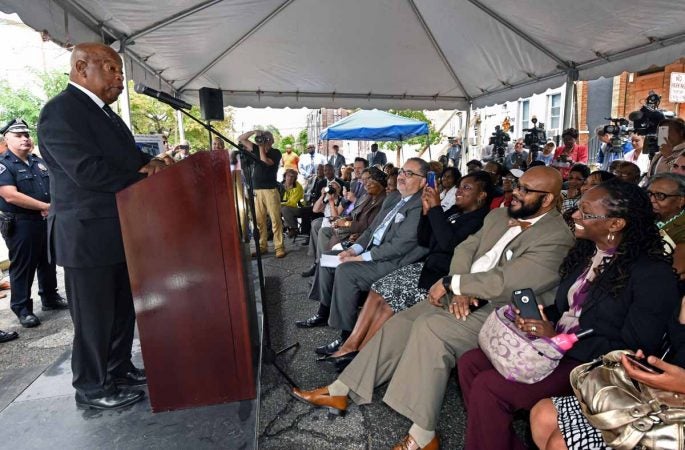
[
  {"x1": 127, "y1": 80, "x2": 234, "y2": 151},
  {"x1": 33, "y1": 69, "x2": 69, "y2": 100},
  {"x1": 280, "y1": 135, "x2": 296, "y2": 154},
  {"x1": 297, "y1": 129, "x2": 308, "y2": 151},
  {"x1": 0, "y1": 81, "x2": 42, "y2": 131},
  {"x1": 380, "y1": 109, "x2": 440, "y2": 151}
]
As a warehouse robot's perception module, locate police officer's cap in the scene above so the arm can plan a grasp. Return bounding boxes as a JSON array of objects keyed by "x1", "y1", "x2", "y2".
[{"x1": 1, "y1": 118, "x2": 30, "y2": 136}]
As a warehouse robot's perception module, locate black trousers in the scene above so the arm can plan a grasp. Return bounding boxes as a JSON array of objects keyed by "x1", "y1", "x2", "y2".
[
  {"x1": 4, "y1": 218, "x2": 59, "y2": 317},
  {"x1": 64, "y1": 263, "x2": 135, "y2": 397}
]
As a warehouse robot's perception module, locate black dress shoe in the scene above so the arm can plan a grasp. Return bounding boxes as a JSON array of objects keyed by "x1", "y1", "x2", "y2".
[
  {"x1": 295, "y1": 314, "x2": 328, "y2": 328},
  {"x1": 42, "y1": 296, "x2": 69, "y2": 311},
  {"x1": 113, "y1": 367, "x2": 147, "y2": 386},
  {"x1": 332, "y1": 351, "x2": 359, "y2": 372},
  {"x1": 301, "y1": 264, "x2": 316, "y2": 278},
  {"x1": 19, "y1": 314, "x2": 40, "y2": 328},
  {"x1": 0, "y1": 330, "x2": 18, "y2": 343},
  {"x1": 75, "y1": 388, "x2": 145, "y2": 410},
  {"x1": 315, "y1": 338, "x2": 342, "y2": 356}
]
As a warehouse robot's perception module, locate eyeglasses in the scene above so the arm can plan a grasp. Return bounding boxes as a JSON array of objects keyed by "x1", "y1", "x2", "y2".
[
  {"x1": 511, "y1": 180, "x2": 550, "y2": 195},
  {"x1": 577, "y1": 212, "x2": 612, "y2": 220},
  {"x1": 646, "y1": 190, "x2": 683, "y2": 201},
  {"x1": 398, "y1": 169, "x2": 426, "y2": 178}
]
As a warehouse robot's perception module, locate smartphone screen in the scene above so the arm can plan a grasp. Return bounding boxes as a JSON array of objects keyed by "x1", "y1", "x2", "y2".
[
  {"x1": 658, "y1": 126, "x2": 669, "y2": 146},
  {"x1": 426, "y1": 171, "x2": 436, "y2": 189}
]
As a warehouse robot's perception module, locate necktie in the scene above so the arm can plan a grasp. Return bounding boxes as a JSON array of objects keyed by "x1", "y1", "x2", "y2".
[
  {"x1": 102, "y1": 104, "x2": 133, "y2": 143},
  {"x1": 508, "y1": 218, "x2": 532, "y2": 230},
  {"x1": 368, "y1": 198, "x2": 407, "y2": 248}
]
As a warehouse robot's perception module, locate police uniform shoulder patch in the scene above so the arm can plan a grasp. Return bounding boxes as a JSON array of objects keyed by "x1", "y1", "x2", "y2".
[{"x1": 0, "y1": 164, "x2": 6, "y2": 175}]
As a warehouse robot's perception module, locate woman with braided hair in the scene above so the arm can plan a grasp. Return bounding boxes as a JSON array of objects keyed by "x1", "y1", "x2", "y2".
[{"x1": 457, "y1": 178, "x2": 680, "y2": 450}]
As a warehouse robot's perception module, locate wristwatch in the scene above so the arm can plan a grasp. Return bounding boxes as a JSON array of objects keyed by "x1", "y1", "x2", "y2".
[{"x1": 442, "y1": 276, "x2": 453, "y2": 293}]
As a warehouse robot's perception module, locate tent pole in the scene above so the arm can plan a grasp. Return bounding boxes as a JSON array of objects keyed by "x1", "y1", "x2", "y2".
[
  {"x1": 462, "y1": 105, "x2": 472, "y2": 173},
  {"x1": 563, "y1": 69, "x2": 579, "y2": 129}
]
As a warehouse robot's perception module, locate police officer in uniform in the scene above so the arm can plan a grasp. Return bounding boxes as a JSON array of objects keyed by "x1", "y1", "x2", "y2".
[{"x1": 0, "y1": 119, "x2": 67, "y2": 328}]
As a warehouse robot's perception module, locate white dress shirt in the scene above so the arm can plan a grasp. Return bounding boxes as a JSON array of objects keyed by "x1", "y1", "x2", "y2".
[{"x1": 450, "y1": 212, "x2": 548, "y2": 294}]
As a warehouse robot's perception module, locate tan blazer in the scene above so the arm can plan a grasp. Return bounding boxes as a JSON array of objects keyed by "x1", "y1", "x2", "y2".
[{"x1": 449, "y1": 207, "x2": 575, "y2": 307}]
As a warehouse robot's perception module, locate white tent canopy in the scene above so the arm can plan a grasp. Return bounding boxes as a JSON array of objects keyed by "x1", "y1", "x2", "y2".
[{"x1": 1, "y1": 0, "x2": 684, "y2": 111}]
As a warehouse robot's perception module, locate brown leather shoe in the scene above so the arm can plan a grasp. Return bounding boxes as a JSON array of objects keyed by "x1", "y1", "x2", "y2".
[
  {"x1": 275, "y1": 248, "x2": 286, "y2": 258},
  {"x1": 392, "y1": 434, "x2": 439, "y2": 450},
  {"x1": 290, "y1": 386, "x2": 348, "y2": 419}
]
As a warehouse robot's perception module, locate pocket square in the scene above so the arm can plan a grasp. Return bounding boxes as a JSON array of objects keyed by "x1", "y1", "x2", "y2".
[
  {"x1": 394, "y1": 213, "x2": 405, "y2": 223},
  {"x1": 505, "y1": 250, "x2": 514, "y2": 260}
]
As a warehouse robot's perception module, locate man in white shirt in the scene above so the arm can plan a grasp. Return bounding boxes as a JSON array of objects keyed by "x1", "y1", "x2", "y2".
[{"x1": 291, "y1": 166, "x2": 575, "y2": 449}]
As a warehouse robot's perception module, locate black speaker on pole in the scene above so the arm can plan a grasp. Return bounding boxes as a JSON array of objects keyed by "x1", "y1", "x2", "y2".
[{"x1": 199, "y1": 87, "x2": 225, "y2": 121}]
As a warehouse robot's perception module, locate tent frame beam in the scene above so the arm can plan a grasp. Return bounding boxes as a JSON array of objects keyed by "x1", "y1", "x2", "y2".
[
  {"x1": 193, "y1": 88, "x2": 467, "y2": 103},
  {"x1": 472, "y1": 28, "x2": 685, "y2": 106},
  {"x1": 56, "y1": 0, "x2": 179, "y2": 94},
  {"x1": 407, "y1": 0, "x2": 471, "y2": 102},
  {"x1": 124, "y1": 0, "x2": 223, "y2": 44},
  {"x1": 177, "y1": 0, "x2": 295, "y2": 92}
]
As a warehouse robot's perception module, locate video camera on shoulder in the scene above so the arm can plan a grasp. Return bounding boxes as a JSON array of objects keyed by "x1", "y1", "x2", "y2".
[
  {"x1": 603, "y1": 117, "x2": 630, "y2": 156},
  {"x1": 628, "y1": 92, "x2": 675, "y2": 159}
]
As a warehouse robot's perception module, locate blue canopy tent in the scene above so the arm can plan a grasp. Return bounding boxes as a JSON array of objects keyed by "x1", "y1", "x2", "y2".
[{"x1": 319, "y1": 109, "x2": 428, "y2": 141}]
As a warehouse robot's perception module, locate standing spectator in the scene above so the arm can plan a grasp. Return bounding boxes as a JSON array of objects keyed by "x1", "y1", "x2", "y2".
[
  {"x1": 299, "y1": 144, "x2": 327, "y2": 185},
  {"x1": 504, "y1": 139, "x2": 529, "y2": 171},
  {"x1": 366, "y1": 143, "x2": 387, "y2": 167},
  {"x1": 0, "y1": 119, "x2": 67, "y2": 328},
  {"x1": 239, "y1": 130, "x2": 286, "y2": 258},
  {"x1": 529, "y1": 142, "x2": 556, "y2": 166},
  {"x1": 38, "y1": 42, "x2": 168, "y2": 409},
  {"x1": 596, "y1": 125, "x2": 632, "y2": 170},
  {"x1": 624, "y1": 134, "x2": 650, "y2": 175},
  {"x1": 281, "y1": 144, "x2": 299, "y2": 172},
  {"x1": 446, "y1": 137, "x2": 462, "y2": 168},
  {"x1": 648, "y1": 118, "x2": 685, "y2": 176},
  {"x1": 328, "y1": 145, "x2": 346, "y2": 177},
  {"x1": 552, "y1": 128, "x2": 588, "y2": 180}
]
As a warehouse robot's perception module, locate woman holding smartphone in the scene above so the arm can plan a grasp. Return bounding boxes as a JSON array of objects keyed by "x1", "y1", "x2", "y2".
[{"x1": 457, "y1": 179, "x2": 680, "y2": 450}]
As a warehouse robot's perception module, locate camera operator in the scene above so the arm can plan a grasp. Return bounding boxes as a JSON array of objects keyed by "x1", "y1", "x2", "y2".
[
  {"x1": 238, "y1": 129, "x2": 286, "y2": 258},
  {"x1": 596, "y1": 124, "x2": 632, "y2": 170},
  {"x1": 528, "y1": 141, "x2": 555, "y2": 166},
  {"x1": 173, "y1": 141, "x2": 190, "y2": 160},
  {"x1": 504, "y1": 139, "x2": 528, "y2": 171},
  {"x1": 648, "y1": 118, "x2": 685, "y2": 176},
  {"x1": 552, "y1": 128, "x2": 588, "y2": 180},
  {"x1": 486, "y1": 125, "x2": 510, "y2": 163}
]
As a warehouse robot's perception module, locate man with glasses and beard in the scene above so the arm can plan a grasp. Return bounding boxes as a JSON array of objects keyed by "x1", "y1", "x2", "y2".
[{"x1": 290, "y1": 166, "x2": 574, "y2": 450}]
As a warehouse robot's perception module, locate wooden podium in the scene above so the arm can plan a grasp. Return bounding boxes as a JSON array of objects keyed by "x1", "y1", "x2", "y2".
[{"x1": 117, "y1": 150, "x2": 259, "y2": 412}]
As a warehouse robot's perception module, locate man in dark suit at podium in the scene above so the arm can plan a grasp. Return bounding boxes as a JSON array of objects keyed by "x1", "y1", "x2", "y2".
[
  {"x1": 366, "y1": 143, "x2": 387, "y2": 167},
  {"x1": 38, "y1": 42, "x2": 168, "y2": 410}
]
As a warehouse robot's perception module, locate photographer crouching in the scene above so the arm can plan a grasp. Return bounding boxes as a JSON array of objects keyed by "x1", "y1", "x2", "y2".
[{"x1": 239, "y1": 130, "x2": 286, "y2": 258}]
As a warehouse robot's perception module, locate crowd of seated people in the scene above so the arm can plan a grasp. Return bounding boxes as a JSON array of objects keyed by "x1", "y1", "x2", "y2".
[{"x1": 276, "y1": 119, "x2": 685, "y2": 449}]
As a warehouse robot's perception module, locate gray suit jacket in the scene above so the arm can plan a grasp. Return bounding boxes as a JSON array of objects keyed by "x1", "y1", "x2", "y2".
[
  {"x1": 449, "y1": 207, "x2": 575, "y2": 307},
  {"x1": 355, "y1": 191, "x2": 428, "y2": 266}
]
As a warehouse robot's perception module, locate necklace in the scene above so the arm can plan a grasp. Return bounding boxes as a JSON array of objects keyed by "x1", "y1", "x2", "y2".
[{"x1": 657, "y1": 209, "x2": 685, "y2": 230}]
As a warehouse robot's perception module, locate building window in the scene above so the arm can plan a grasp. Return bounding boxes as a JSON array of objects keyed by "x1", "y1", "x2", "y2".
[
  {"x1": 548, "y1": 93, "x2": 561, "y2": 131},
  {"x1": 519, "y1": 100, "x2": 530, "y2": 131}
]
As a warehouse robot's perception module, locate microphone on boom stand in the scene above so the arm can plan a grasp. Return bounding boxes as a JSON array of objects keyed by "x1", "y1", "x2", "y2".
[{"x1": 133, "y1": 83, "x2": 193, "y2": 110}]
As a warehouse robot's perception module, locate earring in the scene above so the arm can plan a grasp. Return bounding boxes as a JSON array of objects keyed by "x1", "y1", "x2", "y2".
[{"x1": 607, "y1": 231, "x2": 615, "y2": 242}]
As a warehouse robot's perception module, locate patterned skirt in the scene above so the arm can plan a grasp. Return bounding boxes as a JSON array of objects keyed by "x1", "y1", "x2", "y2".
[
  {"x1": 371, "y1": 262, "x2": 427, "y2": 313},
  {"x1": 552, "y1": 396, "x2": 610, "y2": 450}
]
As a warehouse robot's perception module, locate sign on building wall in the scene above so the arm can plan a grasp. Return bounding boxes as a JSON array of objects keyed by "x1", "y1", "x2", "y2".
[{"x1": 669, "y1": 72, "x2": 685, "y2": 103}]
